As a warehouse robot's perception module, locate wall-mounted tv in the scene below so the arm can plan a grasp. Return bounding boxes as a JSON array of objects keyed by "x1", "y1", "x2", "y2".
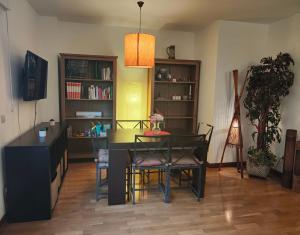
[{"x1": 23, "y1": 50, "x2": 48, "y2": 101}]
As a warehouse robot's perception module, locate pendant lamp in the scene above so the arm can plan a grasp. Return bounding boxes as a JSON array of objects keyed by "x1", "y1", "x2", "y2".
[{"x1": 124, "y1": 1, "x2": 155, "y2": 68}]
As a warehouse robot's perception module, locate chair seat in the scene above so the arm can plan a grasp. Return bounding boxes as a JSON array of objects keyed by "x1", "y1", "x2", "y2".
[
  {"x1": 96, "y1": 162, "x2": 109, "y2": 168},
  {"x1": 98, "y1": 149, "x2": 109, "y2": 162},
  {"x1": 171, "y1": 152, "x2": 202, "y2": 167},
  {"x1": 131, "y1": 151, "x2": 167, "y2": 167}
]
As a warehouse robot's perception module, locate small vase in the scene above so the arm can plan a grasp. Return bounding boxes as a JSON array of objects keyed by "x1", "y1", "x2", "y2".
[{"x1": 152, "y1": 122, "x2": 161, "y2": 134}]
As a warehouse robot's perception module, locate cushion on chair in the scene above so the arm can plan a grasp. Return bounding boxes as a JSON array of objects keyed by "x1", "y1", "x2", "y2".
[
  {"x1": 131, "y1": 151, "x2": 167, "y2": 167},
  {"x1": 96, "y1": 162, "x2": 109, "y2": 168},
  {"x1": 97, "y1": 149, "x2": 109, "y2": 162}
]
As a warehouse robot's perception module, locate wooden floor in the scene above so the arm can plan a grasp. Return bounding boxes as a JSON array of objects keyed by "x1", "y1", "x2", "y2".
[{"x1": 1, "y1": 163, "x2": 300, "y2": 235}]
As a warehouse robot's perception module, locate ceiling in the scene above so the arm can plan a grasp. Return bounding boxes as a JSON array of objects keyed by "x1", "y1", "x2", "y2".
[{"x1": 27, "y1": 0, "x2": 300, "y2": 31}]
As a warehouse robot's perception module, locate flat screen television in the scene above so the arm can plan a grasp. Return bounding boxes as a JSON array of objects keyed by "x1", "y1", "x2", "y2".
[{"x1": 23, "y1": 50, "x2": 48, "y2": 101}]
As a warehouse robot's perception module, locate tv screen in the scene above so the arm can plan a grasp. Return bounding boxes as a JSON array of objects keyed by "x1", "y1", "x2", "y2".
[{"x1": 23, "y1": 50, "x2": 48, "y2": 101}]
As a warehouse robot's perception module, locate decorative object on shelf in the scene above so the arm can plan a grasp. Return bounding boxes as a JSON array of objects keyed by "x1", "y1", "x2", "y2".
[
  {"x1": 244, "y1": 53, "x2": 294, "y2": 178},
  {"x1": 219, "y1": 70, "x2": 247, "y2": 178},
  {"x1": 156, "y1": 67, "x2": 169, "y2": 81},
  {"x1": 182, "y1": 95, "x2": 188, "y2": 100},
  {"x1": 49, "y1": 119, "x2": 55, "y2": 126},
  {"x1": 166, "y1": 45, "x2": 175, "y2": 59},
  {"x1": 172, "y1": 78, "x2": 176, "y2": 83},
  {"x1": 67, "y1": 126, "x2": 73, "y2": 137},
  {"x1": 75, "y1": 111, "x2": 102, "y2": 118},
  {"x1": 39, "y1": 127, "x2": 47, "y2": 138},
  {"x1": 124, "y1": 1, "x2": 155, "y2": 68},
  {"x1": 150, "y1": 113, "x2": 164, "y2": 134},
  {"x1": 188, "y1": 85, "x2": 192, "y2": 100},
  {"x1": 101, "y1": 67, "x2": 111, "y2": 80}
]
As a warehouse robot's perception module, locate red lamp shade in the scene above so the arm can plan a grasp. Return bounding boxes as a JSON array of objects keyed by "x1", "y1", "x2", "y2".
[{"x1": 124, "y1": 33, "x2": 155, "y2": 68}]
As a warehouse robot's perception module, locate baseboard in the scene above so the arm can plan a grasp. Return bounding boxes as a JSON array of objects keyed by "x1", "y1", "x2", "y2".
[
  {"x1": 270, "y1": 168, "x2": 282, "y2": 177},
  {"x1": 207, "y1": 161, "x2": 246, "y2": 168}
]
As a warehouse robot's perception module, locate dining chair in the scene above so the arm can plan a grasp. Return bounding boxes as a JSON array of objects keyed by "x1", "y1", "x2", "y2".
[
  {"x1": 194, "y1": 123, "x2": 214, "y2": 198},
  {"x1": 92, "y1": 138, "x2": 109, "y2": 201},
  {"x1": 115, "y1": 120, "x2": 142, "y2": 129},
  {"x1": 129, "y1": 135, "x2": 171, "y2": 204},
  {"x1": 141, "y1": 120, "x2": 151, "y2": 129},
  {"x1": 170, "y1": 133, "x2": 210, "y2": 201},
  {"x1": 93, "y1": 138, "x2": 131, "y2": 202}
]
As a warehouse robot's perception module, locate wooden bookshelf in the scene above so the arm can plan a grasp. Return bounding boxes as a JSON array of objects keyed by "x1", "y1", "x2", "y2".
[
  {"x1": 149, "y1": 58, "x2": 200, "y2": 133},
  {"x1": 58, "y1": 53, "x2": 117, "y2": 160}
]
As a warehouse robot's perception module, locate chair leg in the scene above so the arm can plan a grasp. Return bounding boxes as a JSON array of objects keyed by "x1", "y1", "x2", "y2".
[
  {"x1": 164, "y1": 168, "x2": 171, "y2": 203},
  {"x1": 132, "y1": 166, "x2": 136, "y2": 204},
  {"x1": 179, "y1": 170, "x2": 182, "y2": 186},
  {"x1": 96, "y1": 167, "x2": 100, "y2": 201},
  {"x1": 127, "y1": 167, "x2": 131, "y2": 202},
  {"x1": 197, "y1": 167, "x2": 202, "y2": 201}
]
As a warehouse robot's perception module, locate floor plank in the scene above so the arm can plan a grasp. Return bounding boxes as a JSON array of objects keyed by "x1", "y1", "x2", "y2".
[{"x1": 1, "y1": 163, "x2": 300, "y2": 235}]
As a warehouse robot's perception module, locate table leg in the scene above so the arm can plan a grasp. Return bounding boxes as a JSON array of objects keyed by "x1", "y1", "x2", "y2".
[{"x1": 108, "y1": 149, "x2": 129, "y2": 205}]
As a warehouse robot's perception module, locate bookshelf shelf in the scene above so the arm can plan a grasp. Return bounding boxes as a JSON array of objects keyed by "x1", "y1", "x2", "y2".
[
  {"x1": 155, "y1": 81, "x2": 196, "y2": 84},
  {"x1": 150, "y1": 58, "x2": 200, "y2": 133},
  {"x1": 68, "y1": 136, "x2": 107, "y2": 140},
  {"x1": 66, "y1": 117, "x2": 113, "y2": 120},
  {"x1": 66, "y1": 99, "x2": 113, "y2": 101},
  {"x1": 59, "y1": 54, "x2": 117, "y2": 160},
  {"x1": 154, "y1": 99, "x2": 194, "y2": 102},
  {"x1": 164, "y1": 116, "x2": 194, "y2": 119},
  {"x1": 65, "y1": 78, "x2": 113, "y2": 82}
]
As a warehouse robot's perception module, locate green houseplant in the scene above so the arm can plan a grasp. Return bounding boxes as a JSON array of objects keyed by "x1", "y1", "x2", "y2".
[{"x1": 244, "y1": 53, "x2": 295, "y2": 177}]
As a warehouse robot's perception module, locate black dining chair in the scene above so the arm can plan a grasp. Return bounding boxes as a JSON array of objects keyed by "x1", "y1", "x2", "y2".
[
  {"x1": 92, "y1": 138, "x2": 109, "y2": 201},
  {"x1": 170, "y1": 126, "x2": 213, "y2": 201},
  {"x1": 129, "y1": 135, "x2": 171, "y2": 204},
  {"x1": 115, "y1": 120, "x2": 142, "y2": 129}
]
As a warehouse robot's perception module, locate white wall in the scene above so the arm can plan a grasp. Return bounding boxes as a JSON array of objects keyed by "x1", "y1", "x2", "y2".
[
  {"x1": 196, "y1": 21, "x2": 269, "y2": 163},
  {"x1": 267, "y1": 14, "x2": 300, "y2": 171},
  {"x1": 36, "y1": 17, "x2": 196, "y2": 122},
  {"x1": 0, "y1": 0, "x2": 40, "y2": 220},
  {"x1": 195, "y1": 21, "x2": 220, "y2": 161}
]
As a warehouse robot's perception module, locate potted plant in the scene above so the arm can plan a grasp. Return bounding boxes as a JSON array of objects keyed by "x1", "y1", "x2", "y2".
[{"x1": 244, "y1": 53, "x2": 295, "y2": 178}]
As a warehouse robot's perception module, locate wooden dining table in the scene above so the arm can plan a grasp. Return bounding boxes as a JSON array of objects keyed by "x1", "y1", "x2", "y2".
[{"x1": 107, "y1": 128, "x2": 206, "y2": 205}]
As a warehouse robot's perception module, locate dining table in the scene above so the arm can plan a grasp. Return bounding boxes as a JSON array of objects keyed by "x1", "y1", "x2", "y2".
[{"x1": 107, "y1": 128, "x2": 207, "y2": 205}]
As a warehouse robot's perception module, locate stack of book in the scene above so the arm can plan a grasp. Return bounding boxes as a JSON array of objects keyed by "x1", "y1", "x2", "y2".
[
  {"x1": 66, "y1": 82, "x2": 81, "y2": 99},
  {"x1": 86, "y1": 85, "x2": 112, "y2": 100},
  {"x1": 66, "y1": 60, "x2": 88, "y2": 78}
]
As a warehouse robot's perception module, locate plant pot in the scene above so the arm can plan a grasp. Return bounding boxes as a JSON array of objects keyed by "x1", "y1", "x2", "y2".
[{"x1": 246, "y1": 158, "x2": 271, "y2": 178}]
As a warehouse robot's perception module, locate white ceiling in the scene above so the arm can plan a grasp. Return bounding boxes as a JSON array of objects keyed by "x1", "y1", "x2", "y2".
[{"x1": 27, "y1": 0, "x2": 300, "y2": 31}]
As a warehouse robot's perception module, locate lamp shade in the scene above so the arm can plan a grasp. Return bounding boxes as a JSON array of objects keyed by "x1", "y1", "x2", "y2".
[
  {"x1": 228, "y1": 118, "x2": 240, "y2": 146},
  {"x1": 124, "y1": 33, "x2": 155, "y2": 68}
]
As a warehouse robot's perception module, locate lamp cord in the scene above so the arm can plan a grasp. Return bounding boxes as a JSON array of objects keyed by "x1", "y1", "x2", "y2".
[
  {"x1": 137, "y1": 1, "x2": 144, "y2": 33},
  {"x1": 139, "y1": 5, "x2": 141, "y2": 33}
]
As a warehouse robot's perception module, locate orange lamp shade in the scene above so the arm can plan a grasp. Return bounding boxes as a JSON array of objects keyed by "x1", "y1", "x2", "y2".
[{"x1": 124, "y1": 33, "x2": 155, "y2": 68}]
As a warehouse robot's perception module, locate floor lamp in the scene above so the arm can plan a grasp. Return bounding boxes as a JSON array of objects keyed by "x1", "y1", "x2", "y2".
[{"x1": 218, "y1": 69, "x2": 248, "y2": 178}]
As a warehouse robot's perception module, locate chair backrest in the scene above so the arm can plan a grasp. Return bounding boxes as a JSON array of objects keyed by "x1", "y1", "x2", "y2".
[
  {"x1": 91, "y1": 138, "x2": 108, "y2": 157},
  {"x1": 133, "y1": 135, "x2": 171, "y2": 163},
  {"x1": 141, "y1": 120, "x2": 151, "y2": 129},
  {"x1": 115, "y1": 120, "x2": 142, "y2": 129},
  {"x1": 194, "y1": 123, "x2": 214, "y2": 161},
  {"x1": 171, "y1": 134, "x2": 206, "y2": 150}
]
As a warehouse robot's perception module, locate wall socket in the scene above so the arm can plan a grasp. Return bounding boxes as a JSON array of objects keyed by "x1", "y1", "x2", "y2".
[{"x1": 1, "y1": 115, "x2": 6, "y2": 124}]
